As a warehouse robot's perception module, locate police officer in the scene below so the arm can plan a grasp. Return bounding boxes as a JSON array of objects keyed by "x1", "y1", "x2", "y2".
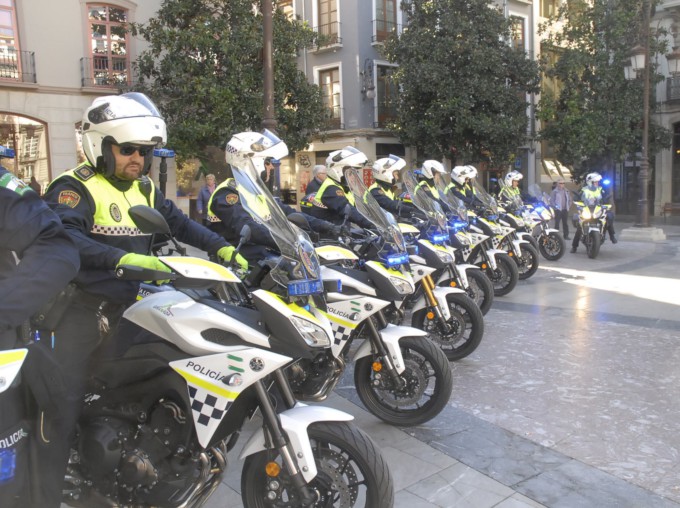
[
  {"x1": 369, "y1": 155, "x2": 417, "y2": 217},
  {"x1": 571, "y1": 172, "x2": 616, "y2": 253},
  {"x1": 0, "y1": 156, "x2": 80, "y2": 508},
  {"x1": 447, "y1": 165, "x2": 479, "y2": 206},
  {"x1": 40, "y1": 92, "x2": 246, "y2": 508},
  {"x1": 303, "y1": 146, "x2": 374, "y2": 229},
  {"x1": 497, "y1": 170, "x2": 525, "y2": 205},
  {"x1": 208, "y1": 131, "x2": 341, "y2": 265}
]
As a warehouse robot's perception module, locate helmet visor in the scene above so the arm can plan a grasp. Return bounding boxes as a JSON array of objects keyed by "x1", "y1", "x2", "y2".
[{"x1": 88, "y1": 92, "x2": 162, "y2": 124}]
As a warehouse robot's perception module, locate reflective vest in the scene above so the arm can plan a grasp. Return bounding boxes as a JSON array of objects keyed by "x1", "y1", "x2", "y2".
[
  {"x1": 316, "y1": 177, "x2": 355, "y2": 205},
  {"x1": 207, "y1": 178, "x2": 233, "y2": 223},
  {"x1": 581, "y1": 186, "x2": 603, "y2": 202},
  {"x1": 54, "y1": 164, "x2": 155, "y2": 237},
  {"x1": 499, "y1": 186, "x2": 520, "y2": 200},
  {"x1": 207, "y1": 178, "x2": 272, "y2": 223},
  {"x1": 369, "y1": 182, "x2": 395, "y2": 200},
  {"x1": 415, "y1": 180, "x2": 440, "y2": 199}
]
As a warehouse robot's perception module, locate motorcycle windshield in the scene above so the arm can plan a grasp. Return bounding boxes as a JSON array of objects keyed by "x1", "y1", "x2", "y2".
[
  {"x1": 434, "y1": 173, "x2": 469, "y2": 224},
  {"x1": 232, "y1": 162, "x2": 322, "y2": 292},
  {"x1": 528, "y1": 183, "x2": 550, "y2": 205},
  {"x1": 344, "y1": 167, "x2": 407, "y2": 256},
  {"x1": 401, "y1": 169, "x2": 447, "y2": 231},
  {"x1": 471, "y1": 180, "x2": 499, "y2": 215}
]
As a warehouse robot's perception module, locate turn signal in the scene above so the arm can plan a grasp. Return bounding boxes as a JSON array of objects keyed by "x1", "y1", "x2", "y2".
[
  {"x1": 481, "y1": 263, "x2": 487, "y2": 269},
  {"x1": 372, "y1": 361, "x2": 383, "y2": 372},
  {"x1": 449, "y1": 281, "x2": 457, "y2": 287},
  {"x1": 508, "y1": 252, "x2": 514, "y2": 257},
  {"x1": 426, "y1": 311, "x2": 435, "y2": 320},
  {"x1": 266, "y1": 461, "x2": 281, "y2": 477}
]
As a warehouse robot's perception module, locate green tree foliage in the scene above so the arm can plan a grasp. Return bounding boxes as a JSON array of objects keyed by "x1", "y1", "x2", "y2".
[
  {"x1": 383, "y1": 0, "x2": 540, "y2": 166},
  {"x1": 538, "y1": 0, "x2": 671, "y2": 180},
  {"x1": 130, "y1": 0, "x2": 326, "y2": 158}
]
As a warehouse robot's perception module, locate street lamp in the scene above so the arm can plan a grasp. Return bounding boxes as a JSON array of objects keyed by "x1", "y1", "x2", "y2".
[
  {"x1": 262, "y1": 0, "x2": 277, "y2": 132},
  {"x1": 628, "y1": 5, "x2": 651, "y2": 227}
]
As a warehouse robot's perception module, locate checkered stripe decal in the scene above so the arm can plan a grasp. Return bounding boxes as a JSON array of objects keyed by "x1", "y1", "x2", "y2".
[
  {"x1": 91, "y1": 225, "x2": 149, "y2": 236},
  {"x1": 188, "y1": 385, "x2": 231, "y2": 427},
  {"x1": 331, "y1": 322, "x2": 353, "y2": 345}
]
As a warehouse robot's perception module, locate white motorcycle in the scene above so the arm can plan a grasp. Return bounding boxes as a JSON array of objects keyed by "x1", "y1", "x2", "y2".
[{"x1": 60, "y1": 205, "x2": 394, "y2": 508}]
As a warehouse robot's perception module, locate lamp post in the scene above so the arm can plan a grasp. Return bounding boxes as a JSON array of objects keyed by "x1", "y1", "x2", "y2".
[{"x1": 262, "y1": 0, "x2": 277, "y2": 132}]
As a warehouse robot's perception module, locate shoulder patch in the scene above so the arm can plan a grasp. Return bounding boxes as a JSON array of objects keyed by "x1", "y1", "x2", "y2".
[
  {"x1": 58, "y1": 190, "x2": 81, "y2": 208},
  {"x1": 73, "y1": 165, "x2": 95, "y2": 181},
  {"x1": 226, "y1": 193, "x2": 239, "y2": 205},
  {"x1": 0, "y1": 172, "x2": 32, "y2": 196},
  {"x1": 377, "y1": 189, "x2": 384, "y2": 195},
  {"x1": 335, "y1": 189, "x2": 345, "y2": 197}
]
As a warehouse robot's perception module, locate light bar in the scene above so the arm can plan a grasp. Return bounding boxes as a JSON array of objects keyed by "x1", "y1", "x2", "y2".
[
  {"x1": 0, "y1": 145, "x2": 16, "y2": 158},
  {"x1": 153, "y1": 148, "x2": 176, "y2": 158},
  {"x1": 431, "y1": 233, "x2": 448, "y2": 244},
  {"x1": 386, "y1": 253, "x2": 409, "y2": 267},
  {"x1": 287, "y1": 279, "x2": 324, "y2": 296}
]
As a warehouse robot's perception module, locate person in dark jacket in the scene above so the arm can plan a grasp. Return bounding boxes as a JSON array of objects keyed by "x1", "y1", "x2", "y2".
[
  {"x1": 40, "y1": 93, "x2": 246, "y2": 508},
  {"x1": 305, "y1": 165, "x2": 327, "y2": 195},
  {"x1": 196, "y1": 173, "x2": 216, "y2": 225},
  {"x1": 0, "y1": 162, "x2": 80, "y2": 508}
]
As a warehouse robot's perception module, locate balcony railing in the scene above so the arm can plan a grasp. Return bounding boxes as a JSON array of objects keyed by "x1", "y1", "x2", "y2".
[
  {"x1": 666, "y1": 76, "x2": 680, "y2": 102},
  {"x1": 314, "y1": 22, "x2": 342, "y2": 48},
  {"x1": 80, "y1": 56, "x2": 134, "y2": 88},
  {"x1": 372, "y1": 20, "x2": 402, "y2": 43},
  {"x1": 0, "y1": 50, "x2": 36, "y2": 83}
]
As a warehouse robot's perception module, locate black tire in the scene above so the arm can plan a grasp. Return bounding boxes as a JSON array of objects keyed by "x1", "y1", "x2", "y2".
[
  {"x1": 354, "y1": 337, "x2": 453, "y2": 426},
  {"x1": 241, "y1": 421, "x2": 394, "y2": 508},
  {"x1": 483, "y1": 253, "x2": 518, "y2": 296},
  {"x1": 587, "y1": 230, "x2": 601, "y2": 259},
  {"x1": 516, "y1": 243, "x2": 540, "y2": 280},
  {"x1": 412, "y1": 293, "x2": 485, "y2": 361},
  {"x1": 525, "y1": 234, "x2": 540, "y2": 252},
  {"x1": 538, "y1": 232, "x2": 565, "y2": 261},
  {"x1": 463, "y1": 268, "x2": 494, "y2": 315}
]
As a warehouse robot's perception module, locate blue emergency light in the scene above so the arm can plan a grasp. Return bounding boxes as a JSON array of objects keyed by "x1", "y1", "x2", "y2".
[
  {"x1": 0, "y1": 145, "x2": 16, "y2": 158},
  {"x1": 153, "y1": 148, "x2": 175, "y2": 158}
]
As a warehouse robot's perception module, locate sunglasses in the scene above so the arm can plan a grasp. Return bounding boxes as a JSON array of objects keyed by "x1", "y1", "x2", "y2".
[{"x1": 118, "y1": 145, "x2": 153, "y2": 157}]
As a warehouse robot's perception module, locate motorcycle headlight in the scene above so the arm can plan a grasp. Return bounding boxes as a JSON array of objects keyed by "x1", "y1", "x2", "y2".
[
  {"x1": 290, "y1": 316, "x2": 331, "y2": 348},
  {"x1": 582, "y1": 208, "x2": 592, "y2": 220},
  {"x1": 389, "y1": 276, "x2": 414, "y2": 295},
  {"x1": 455, "y1": 232, "x2": 471, "y2": 245},
  {"x1": 593, "y1": 208, "x2": 603, "y2": 219},
  {"x1": 435, "y1": 249, "x2": 453, "y2": 264},
  {"x1": 540, "y1": 209, "x2": 552, "y2": 220}
]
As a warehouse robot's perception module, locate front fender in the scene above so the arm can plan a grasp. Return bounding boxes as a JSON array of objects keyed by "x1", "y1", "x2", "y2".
[
  {"x1": 411, "y1": 286, "x2": 465, "y2": 320},
  {"x1": 0, "y1": 349, "x2": 28, "y2": 394},
  {"x1": 239, "y1": 404, "x2": 353, "y2": 483},
  {"x1": 484, "y1": 248, "x2": 507, "y2": 270},
  {"x1": 352, "y1": 323, "x2": 428, "y2": 374}
]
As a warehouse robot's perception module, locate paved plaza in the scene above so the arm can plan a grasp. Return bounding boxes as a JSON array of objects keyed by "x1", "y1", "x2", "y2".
[{"x1": 203, "y1": 220, "x2": 680, "y2": 508}]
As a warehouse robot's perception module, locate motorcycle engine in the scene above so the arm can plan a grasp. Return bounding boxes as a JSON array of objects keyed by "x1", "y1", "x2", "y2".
[
  {"x1": 71, "y1": 399, "x2": 199, "y2": 506},
  {"x1": 287, "y1": 352, "x2": 345, "y2": 402}
]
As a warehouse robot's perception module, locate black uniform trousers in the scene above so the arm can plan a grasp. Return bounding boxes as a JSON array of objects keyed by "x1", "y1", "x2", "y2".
[{"x1": 554, "y1": 209, "x2": 570, "y2": 238}]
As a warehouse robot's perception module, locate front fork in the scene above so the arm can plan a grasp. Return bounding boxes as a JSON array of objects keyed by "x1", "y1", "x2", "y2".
[
  {"x1": 420, "y1": 274, "x2": 452, "y2": 334},
  {"x1": 365, "y1": 311, "x2": 407, "y2": 390}
]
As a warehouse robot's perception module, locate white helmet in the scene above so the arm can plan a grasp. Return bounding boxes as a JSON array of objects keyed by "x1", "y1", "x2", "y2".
[
  {"x1": 326, "y1": 146, "x2": 368, "y2": 183},
  {"x1": 421, "y1": 160, "x2": 446, "y2": 180},
  {"x1": 504, "y1": 170, "x2": 523, "y2": 187},
  {"x1": 81, "y1": 92, "x2": 166, "y2": 177},
  {"x1": 225, "y1": 129, "x2": 288, "y2": 177},
  {"x1": 585, "y1": 172, "x2": 602, "y2": 186},
  {"x1": 451, "y1": 165, "x2": 475, "y2": 185},
  {"x1": 372, "y1": 154, "x2": 405, "y2": 184}
]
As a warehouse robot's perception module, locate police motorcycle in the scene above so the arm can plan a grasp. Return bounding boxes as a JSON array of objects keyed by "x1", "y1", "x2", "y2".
[
  {"x1": 523, "y1": 184, "x2": 565, "y2": 261},
  {"x1": 238, "y1": 165, "x2": 453, "y2": 428},
  {"x1": 573, "y1": 196, "x2": 611, "y2": 259},
  {"x1": 62, "y1": 205, "x2": 394, "y2": 508},
  {"x1": 394, "y1": 168, "x2": 486, "y2": 360},
  {"x1": 435, "y1": 174, "x2": 519, "y2": 296},
  {"x1": 468, "y1": 180, "x2": 539, "y2": 281}
]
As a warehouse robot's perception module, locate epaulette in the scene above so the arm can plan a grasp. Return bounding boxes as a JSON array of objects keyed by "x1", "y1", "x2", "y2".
[
  {"x1": 73, "y1": 164, "x2": 96, "y2": 181},
  {"x1": 0, "y1": 170, "x2": 31, "y2": 196},
  {"x1": 226, "y1": 178, "x2": 237, "y2": 190}
]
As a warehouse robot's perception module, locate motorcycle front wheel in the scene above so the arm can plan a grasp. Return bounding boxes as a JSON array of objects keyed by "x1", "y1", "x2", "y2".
[
  {"x1": 412, "y1": 293, "x2": 485, "y2": 361},
  {"x1": 586, "y1": 230, "x2": 601, "y2": 259},
  {"x1": 354, "y1": 337, "x2": 453, "y2": 426},
  {"x1": 241, "y1": 421, "x2": 394, "y2": 508},
  {"x1": 538, "y1": 232, "x2": 565, "y2": 261},
  {"x1": 516, "y1": 243, "x2": 540, "y2": 280},
  {"x1": 482, "y1": 253, "x2": 518, "y2": 296},
  {"x1": 462, "y1": 268, "x2": 494, "y2": 315}
]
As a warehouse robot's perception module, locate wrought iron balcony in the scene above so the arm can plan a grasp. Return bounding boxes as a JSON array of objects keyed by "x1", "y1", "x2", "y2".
[
  {"x1": 314, "y1": 22, "x2": 342, "y2": 48},
  {"x1": 372, "y1": 20, "x2": 402, "y2": 43},
  {"x1": 666, "y1": 76, "x2": 680, "y2": 102},
  {"x1": 324, "y1": 105, "x2": 344, "y2": 130},
  {"x1": 0, "y1": 49, "x2": 36, "y2": 83},
  {"x1": 80, "y1": 56, "x2": 135, "y2": 88}
]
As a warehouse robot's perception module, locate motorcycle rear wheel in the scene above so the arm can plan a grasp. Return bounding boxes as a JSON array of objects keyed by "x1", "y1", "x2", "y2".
[
  {"x1": 241, "y1": 421, "x2": 394, "y2": 508},
  {"x1": 587, "y1": 231, "x2": 601, "y2": 259},
  {"x1": 354, "y1": 337, "x2": 452, "y2": 426},
  {"x1": 516, "y1": 243, "x2": 540, "y2": 280},
  {"x1": 483, "y1": 253, "x2": 518, "y2": 296},
  {"x1": 538, "y1": 232, "x2": 565, "y2": 261},
  {"x1": 412, "y1": 293, "x2": 485, "y2": 361}
]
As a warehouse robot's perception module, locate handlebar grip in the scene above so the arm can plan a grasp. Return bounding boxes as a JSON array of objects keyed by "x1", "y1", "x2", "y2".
[{"x1": 115, "y1": 265, "x2": 176, "y2": 281}]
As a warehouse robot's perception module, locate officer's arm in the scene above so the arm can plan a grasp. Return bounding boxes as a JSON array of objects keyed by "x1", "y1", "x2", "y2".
[
  {"x1": 370, "y1": 188, "x2": 401, "y2": 215},
  {"x1": 321, "y1": 189, "x2": 374, "y2": 230},
  {"x1": 278, "y1": 199, "x2": 334, "y2": 233},
  {"x1": 210, "y1": 190, "x2": 278, "y2": 249},
  {"x1": 44, "y1": 176, "x2": 127, "y2": 269},
  {"x1": 0, "y1": 187, "x2": 80, "y2": 331},
  {"x1": 155, "y1": 188, "x2": 230, "y2": 255}
]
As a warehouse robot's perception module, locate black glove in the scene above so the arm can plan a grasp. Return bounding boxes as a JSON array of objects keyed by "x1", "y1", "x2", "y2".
[{"x1": 329, "y1": 224, "x2": 343, "y2": 236}]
